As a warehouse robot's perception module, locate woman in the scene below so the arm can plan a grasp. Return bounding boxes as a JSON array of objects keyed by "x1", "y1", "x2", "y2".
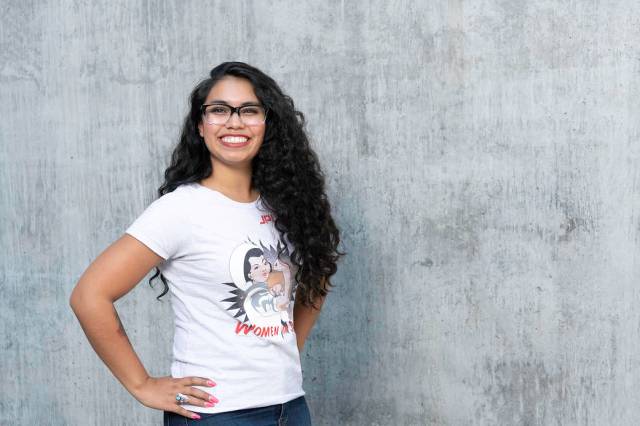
[{"x1": 70, "y1": 62, "x2": 343, "y2": 425}]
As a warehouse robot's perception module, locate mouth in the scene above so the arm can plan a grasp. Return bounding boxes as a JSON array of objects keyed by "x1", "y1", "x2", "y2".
[{"x1": 219, "y1": 135, "x2": 250, "y2": 148}]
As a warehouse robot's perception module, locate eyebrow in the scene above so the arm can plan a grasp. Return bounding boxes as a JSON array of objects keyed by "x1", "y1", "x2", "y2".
[{"x1": 206, "y1": 100, "x2": 261, "y2": 106}]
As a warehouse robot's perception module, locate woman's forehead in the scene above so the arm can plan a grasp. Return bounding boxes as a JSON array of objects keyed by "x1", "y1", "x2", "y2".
[{"x1": 206, "y1": 76, "x2": 258, "y2": 104}]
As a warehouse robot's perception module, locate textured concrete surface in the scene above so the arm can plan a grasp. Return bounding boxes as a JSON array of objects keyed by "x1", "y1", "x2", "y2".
[{"x1": 2, "y1": 1, "x2": 640, "y2": 425}]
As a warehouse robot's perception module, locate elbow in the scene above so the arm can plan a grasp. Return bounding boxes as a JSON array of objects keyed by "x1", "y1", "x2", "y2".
[
  {"x1": 69, "y1": 285, "x2": 83, "y2": 315},
  {"x1": 69, "y1": 283, "x2": 96, "y2": 316},
  {"x1": 312, "y1": 294, "x2": 326, "y2": 311},
  {"x1": 69, "y1": 282, "x2": 114, "y2": 318}
]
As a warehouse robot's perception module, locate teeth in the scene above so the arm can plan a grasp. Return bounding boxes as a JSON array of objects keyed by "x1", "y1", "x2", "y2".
[{"x1": 221, "y1": 136, "x2": 249, "y2": 144}]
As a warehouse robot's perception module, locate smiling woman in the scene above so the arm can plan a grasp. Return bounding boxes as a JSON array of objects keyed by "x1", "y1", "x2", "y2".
[
  {"x1": 69, "y1": 62, "x2": 344, "y2": 425},
  {"x1": 197, "y1": 76, "x2": 267, "y2": 175}
]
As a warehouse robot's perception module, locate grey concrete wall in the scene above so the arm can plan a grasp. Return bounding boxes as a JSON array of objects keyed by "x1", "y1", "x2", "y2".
[{"x1": 1, "y1": 1, "x2": 639, "y2": 425}]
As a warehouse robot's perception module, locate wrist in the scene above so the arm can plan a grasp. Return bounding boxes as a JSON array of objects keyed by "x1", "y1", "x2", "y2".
[{"x1": 127, "y1": 374, "x2": 152, "y2": 400}]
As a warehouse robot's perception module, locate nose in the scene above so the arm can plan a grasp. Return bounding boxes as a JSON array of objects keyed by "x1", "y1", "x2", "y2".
[{"x1": 225, "y1": 111, "x2": 245, "y2": 128}]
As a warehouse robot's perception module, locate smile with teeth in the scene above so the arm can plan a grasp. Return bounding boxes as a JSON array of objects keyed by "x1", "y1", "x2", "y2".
[{"x1": 219, "y1": 136, "x2": 250, "y2": 147}]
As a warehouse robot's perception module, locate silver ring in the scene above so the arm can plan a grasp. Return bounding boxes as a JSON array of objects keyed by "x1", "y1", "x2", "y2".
[{"x1": 176, "y1": 392, "x2": 189, "y2": 404}]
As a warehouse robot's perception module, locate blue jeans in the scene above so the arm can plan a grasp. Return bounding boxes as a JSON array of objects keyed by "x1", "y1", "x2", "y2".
[{"x1": 163, "y1": 396, "x2": 312, "y2": 426}]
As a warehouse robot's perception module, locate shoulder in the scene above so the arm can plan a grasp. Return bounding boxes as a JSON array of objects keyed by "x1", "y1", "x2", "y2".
[
  {"x1": 125, "y1": 184, "x2": 198, "y2": 259},
  {"x1": 147, "y1": 183, "x2": 198, "y2": 213},
  {"x1": 128, "y1": 184, "x2": 198, "y2": 228}
]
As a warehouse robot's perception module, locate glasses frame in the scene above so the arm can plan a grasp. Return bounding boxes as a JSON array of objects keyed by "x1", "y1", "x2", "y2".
[{"x1": 200, "y1": 102, "x2": 269, "y2": 126}]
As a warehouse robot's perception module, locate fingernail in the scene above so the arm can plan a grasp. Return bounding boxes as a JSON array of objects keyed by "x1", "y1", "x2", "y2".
[
  {"x1": 209, "y1": 395, "x2": 219, "y2": 403},
  {"x1": 192, "y1": 413, "x2": 201, "y2": 420},
  {"x1": 205, "y1": 402, "x2": 214, "y2": 407},
  {"x1": 207, "y1": 380, "x2": 216, "y2": 386}
]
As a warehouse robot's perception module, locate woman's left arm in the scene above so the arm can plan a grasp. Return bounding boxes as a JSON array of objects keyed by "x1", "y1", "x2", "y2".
[{"x1": 293, "y1": 284, "x2": 327, "y2": 353}]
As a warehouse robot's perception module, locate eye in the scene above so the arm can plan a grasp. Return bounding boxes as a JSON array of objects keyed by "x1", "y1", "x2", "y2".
[
  {"x1": 241, "y1": 106, "x2": 261, "y2": 115},
  {"x1": 207, "y1": 105, "x2": 230, "y2": 115}
]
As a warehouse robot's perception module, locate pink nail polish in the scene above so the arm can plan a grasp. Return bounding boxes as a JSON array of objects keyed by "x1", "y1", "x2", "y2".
[
  {"x1": 205, "y1": 402, "x2": 214, "y2": 407},
  {"x1": 207, "y1": 380, "x2": 216, "y2": 386},
  {"x1": 192, "y1": 413, "x2": 201, "y2": 420}
]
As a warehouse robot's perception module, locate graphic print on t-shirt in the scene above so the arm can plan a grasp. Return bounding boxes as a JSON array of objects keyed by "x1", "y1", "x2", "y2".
[{"x1": 221, "y1": 237, "x2": 296, "y2": 339}]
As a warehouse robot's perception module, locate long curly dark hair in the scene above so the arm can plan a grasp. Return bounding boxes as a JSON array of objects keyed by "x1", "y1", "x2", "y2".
[{"x1": 149, "y1": 62, "x2": 344, "y2": 307}]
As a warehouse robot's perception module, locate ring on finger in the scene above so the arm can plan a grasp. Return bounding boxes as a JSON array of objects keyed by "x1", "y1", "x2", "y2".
[{"x1": 176, "y1": 392, "x2": 189, "y2": 404}]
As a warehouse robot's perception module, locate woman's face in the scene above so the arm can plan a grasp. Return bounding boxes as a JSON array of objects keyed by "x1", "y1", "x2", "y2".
[
  {"x1": 198, "y1": 76, "x2": 266, "y2": 169},
  {"x1": 248, "y1": 255, "x2": 270, "y2": 282}
]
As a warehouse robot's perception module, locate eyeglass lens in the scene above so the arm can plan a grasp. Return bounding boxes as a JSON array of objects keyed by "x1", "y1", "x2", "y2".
[{"x1": 203, "y1": 105, "x2": 266, "y2": 125}]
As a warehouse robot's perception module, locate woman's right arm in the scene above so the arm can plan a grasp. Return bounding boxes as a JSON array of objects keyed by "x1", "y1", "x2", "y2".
[{"x1": 69, "y1": 234, "x2": 217, "y2": 420}]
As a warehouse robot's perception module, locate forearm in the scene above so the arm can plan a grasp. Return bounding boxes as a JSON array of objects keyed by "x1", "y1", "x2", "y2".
[
  {"x1": 70, "y1": 291, "x2": 149, "y2": 397},
  {"x1": 293, "y1": 294, "x2": 325, "y2": 353}
]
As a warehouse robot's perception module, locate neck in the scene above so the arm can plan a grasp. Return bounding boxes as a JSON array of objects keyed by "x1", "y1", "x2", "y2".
[{"x1": 199, "y1": 160, "x2": 258, "y2": 203}]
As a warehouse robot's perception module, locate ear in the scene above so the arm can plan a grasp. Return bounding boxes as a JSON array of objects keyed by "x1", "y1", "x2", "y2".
[{"x1": 198, "y1": 122, "x2": 204, "y2": 138}]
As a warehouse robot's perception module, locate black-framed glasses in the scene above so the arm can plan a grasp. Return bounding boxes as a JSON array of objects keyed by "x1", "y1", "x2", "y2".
[{"x1": 201, "y1": 102, "x2": 268, "y2": 126}]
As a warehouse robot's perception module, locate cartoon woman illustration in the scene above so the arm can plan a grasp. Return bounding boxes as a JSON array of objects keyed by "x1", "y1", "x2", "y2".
[{"x1": 224, "y1": 240, "x2": 296, "y2": 331}]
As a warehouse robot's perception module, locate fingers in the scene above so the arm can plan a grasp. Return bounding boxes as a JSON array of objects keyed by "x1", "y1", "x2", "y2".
[
  {"x1": 195, "y1": 387, "x2": 220, "y2": 404},
  {"x1": 179, "y1": 376, "x2": 217, "y2": 388},
  {"x1": 174, "y1": 406, "x2": 202, "y2": 420},
  {"x1": 173, "y1": 376, "x2": 219, "y2": 410},
  {"x1": 182, "y1": 385, "x2": 219, "y2": 406},
  {"x1": 135, "y1": 376, "x2": 219, "y2": 420},
  {"x1": 167, "y1": 376, "x2": 220, "y2": 419}
]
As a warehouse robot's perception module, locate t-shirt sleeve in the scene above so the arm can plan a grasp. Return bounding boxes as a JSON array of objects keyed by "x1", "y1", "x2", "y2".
[{"x1": 125, "y1": 195, "x2": 186, "y2": 260}]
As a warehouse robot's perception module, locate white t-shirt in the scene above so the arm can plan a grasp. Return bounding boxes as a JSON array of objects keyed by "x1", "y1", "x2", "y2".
[{"x1": 125, "y1": 182, "x2": 304, "y2": 414}]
